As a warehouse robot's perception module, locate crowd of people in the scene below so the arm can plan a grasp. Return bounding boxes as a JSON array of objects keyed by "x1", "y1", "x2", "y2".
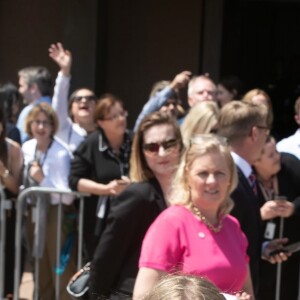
[{"x1": 0, "y1": 42, "x2": 300, "y2": 300}]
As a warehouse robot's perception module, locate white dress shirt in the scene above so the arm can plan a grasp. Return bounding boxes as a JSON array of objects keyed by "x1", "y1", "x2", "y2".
[
  {"x1": 52, "y1": 71, "x2": 86, "y2": 153},
  {"x1": 276, "y1": 129, "x2": 300, "y2": 160},
  {"x1": 231, "y1": 151, "x2": 253, "y2": 185}
]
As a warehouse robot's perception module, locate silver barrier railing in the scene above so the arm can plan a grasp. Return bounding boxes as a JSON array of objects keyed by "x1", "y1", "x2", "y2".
[
  {"x1": 13, "y1": 187, "x2": 89, "y2": 300},
  {"x1": 0, "y1": 183, "x2": 13, "y2": 300}
]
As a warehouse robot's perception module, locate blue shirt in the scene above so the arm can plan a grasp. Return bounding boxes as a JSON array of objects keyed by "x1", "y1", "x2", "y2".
[{"x1": 134, "y1": 87, "x2": 175, "y2": 132}]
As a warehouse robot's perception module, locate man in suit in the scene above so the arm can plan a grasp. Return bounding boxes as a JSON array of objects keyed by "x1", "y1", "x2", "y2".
[{"x1": 218, "y1": 101, "x2": 288, "y2": 299}]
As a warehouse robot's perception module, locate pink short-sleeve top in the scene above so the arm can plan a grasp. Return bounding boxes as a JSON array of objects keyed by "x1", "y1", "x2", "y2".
[{"x1": 139, "y1": 205, "x2": 249, "y2": 294}]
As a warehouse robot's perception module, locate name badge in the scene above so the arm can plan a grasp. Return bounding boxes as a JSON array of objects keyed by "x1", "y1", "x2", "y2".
[
  {"x1": 97, "y1": 198, "x2": 108, "y2": 219},
  {"x1": 264, "y1": 222, "x2": 276, "y2": 239}
]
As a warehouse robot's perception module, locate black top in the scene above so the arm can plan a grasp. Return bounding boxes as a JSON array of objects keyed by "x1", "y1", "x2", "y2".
[
  {"x1": 69, "y1": 127, "x2": 132, "y2": 190},
  {"x1": 89, "y1": 178, "x2": 167, "y2": 300},
  {"x1": 69, "y1": 127, "x2": 132, "y2": 259},
  {"x1": 6, "y1": 122, "x2": 21, "y2": 145}
]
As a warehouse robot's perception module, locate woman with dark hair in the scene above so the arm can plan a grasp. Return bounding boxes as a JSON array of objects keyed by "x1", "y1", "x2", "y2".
[
  {"x1": 22, "y1": 103, "x2": 75, "y2": 299},
  {"x1": 49, "y1": 43, "x2": 97, "y2": 152},
  {"x1": 88, "y1": 111, "x2": 182, "y2": 299},
  {"x1": 69, "y1": 94, "x2": 132, "y2": 261},
  {"x1": 0, "y1": 83, "x2": 22, "y2": 144},
  {"x1": 254, "y1": 137, "x2": 300, "y2": 299},
  {"x1": 0, "y1": 108, "x2": 23, "y2": 298}
]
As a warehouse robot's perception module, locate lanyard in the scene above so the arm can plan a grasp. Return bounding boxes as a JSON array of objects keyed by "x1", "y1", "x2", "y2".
[
  {"x1": 258, "y1": 175, "x2": 279, "y2": 202},
  {"x1": 34, "y1": 139, "x2": 53, "y2": 167},
  {"x1": 68, "y1": 126, "x2": 73, "y2": 145}
]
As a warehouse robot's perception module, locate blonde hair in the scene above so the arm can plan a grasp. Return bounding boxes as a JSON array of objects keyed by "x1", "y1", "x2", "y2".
[
  {"x1": 130, "y1": 111, "x2": 182, "y2": 182},
  {"x1": 218, "y1": 101, "x2": 268, "y2": 146},
  {"x1": 141, "y1": 274, "x2": 226, "y2": 300},
  {"x1": 169, "y1": 134, "x2": 237, "y2": 217},
  {"x1": 181, "y1": 101, "x2": 219, "y2": 147},
  {"x1": 242, "y1": 88, "x2": 273, "y2": 127}
]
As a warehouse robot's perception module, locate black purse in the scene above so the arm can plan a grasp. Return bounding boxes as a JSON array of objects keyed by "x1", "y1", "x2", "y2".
[{"x1": 66, "y1": 262, "x2": 90, "y2": 299}]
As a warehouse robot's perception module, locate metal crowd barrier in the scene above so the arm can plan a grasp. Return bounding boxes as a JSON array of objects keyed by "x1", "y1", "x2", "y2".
[
  {"x1": 0, "y1": 183, "x2": 13, "y2": 300},
  {"x1": 13, "y1": 187, "x2": 89, "y2": 300}
]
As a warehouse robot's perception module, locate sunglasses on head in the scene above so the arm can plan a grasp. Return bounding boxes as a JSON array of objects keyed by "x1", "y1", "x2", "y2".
[
  {"x1": 72, "y1": 95, "x2": 97, "y2": 102},
  {"x1": 143, "y1": 138, "x2": 178, "y2": 154}
]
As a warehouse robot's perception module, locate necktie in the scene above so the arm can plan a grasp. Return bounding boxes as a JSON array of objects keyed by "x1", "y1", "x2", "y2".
[{"x1": 249, "y1": 173, "x2": 257, "y2": 196}]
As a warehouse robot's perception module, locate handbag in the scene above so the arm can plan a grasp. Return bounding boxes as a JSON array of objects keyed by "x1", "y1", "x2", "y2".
[{"x1": 66, "y1": 262, "x2": 91, "y2": 299}]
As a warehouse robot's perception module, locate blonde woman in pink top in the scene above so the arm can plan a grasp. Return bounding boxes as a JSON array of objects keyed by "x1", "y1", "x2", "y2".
[{"x1": 134, "y1": 135, "x2": 254, "y2": 300}]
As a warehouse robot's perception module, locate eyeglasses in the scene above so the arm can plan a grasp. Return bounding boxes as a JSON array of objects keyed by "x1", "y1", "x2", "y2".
[
  {"x1": 102, "y1": 110, "x2": 128, "y2": 121},
  {"x1": 143, "y1": 138, "x2": 178, "y2": 154},
  {"x1": 72, "y1": 95, "x2": 97, "y2": 103},
  {"x1": 32, "y1": 120, "x2": 52, "y2": 128}
]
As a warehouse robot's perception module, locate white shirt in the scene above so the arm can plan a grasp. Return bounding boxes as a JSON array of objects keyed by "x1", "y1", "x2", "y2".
[
  {"x1": 231, "y1": 151, "x2": 253, "y2": 184},
  {"x1": 276, "y1": 129, "x2": 300, "y2": 160},
  {"x1": 52, "y1": 71, "x2": 86, "y2": 153},
  {"x1": 22, "y1": 138, "x2": 73, "y2": 205}
]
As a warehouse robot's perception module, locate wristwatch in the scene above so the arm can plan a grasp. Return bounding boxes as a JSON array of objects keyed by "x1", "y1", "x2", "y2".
[{"x1": 2, "y1": 169, "x2": 10, "y2": 180}]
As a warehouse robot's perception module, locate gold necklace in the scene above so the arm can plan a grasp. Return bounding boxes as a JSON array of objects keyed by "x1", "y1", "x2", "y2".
[{"x1": 192, "y1": 206, "x2": 223, "y2": 233}]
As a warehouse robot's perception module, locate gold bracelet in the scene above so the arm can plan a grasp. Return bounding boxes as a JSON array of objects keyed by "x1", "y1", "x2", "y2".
[{"x1": 2, "y1": 169, "x2": 10, "y2": 180}]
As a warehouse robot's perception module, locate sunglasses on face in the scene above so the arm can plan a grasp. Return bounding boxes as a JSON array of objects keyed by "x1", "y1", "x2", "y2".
[
  {"x1": 72, "y1": 95, "x2": 97, "y2": 103},
  {"x1": 143, "y1": 138, "x2": 178, "y2": 154}
]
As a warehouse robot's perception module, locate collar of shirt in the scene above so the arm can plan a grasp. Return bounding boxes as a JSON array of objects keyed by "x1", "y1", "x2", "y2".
[
  {"x1": 97, "y1": 128, "x2": 131, "y2": 153},
  {"x1": 98, "y1": 129, "x2": 109, "y2": 152},
  {"x1": 231, "y1": 151, "x2": 253, "y2": 178},
  {"x1": 97, "y1": 128, "x2": 131, "y2": 176}
]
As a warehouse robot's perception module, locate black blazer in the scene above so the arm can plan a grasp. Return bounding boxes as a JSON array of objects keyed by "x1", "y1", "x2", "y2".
[
  {"x1": 69, "y1": 128, "x2": 132, "y2": 260},
  {"x1": 230, "y1": 167, "x2": 264, "y2": 297},
  {"x1": 89, "y1": 178, "x2": 167, "y2": 300}
]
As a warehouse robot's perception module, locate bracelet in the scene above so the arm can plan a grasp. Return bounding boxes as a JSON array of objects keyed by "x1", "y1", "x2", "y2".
[{"x1": 2, "y1": 169, "x2": 10, "y2": 180}]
